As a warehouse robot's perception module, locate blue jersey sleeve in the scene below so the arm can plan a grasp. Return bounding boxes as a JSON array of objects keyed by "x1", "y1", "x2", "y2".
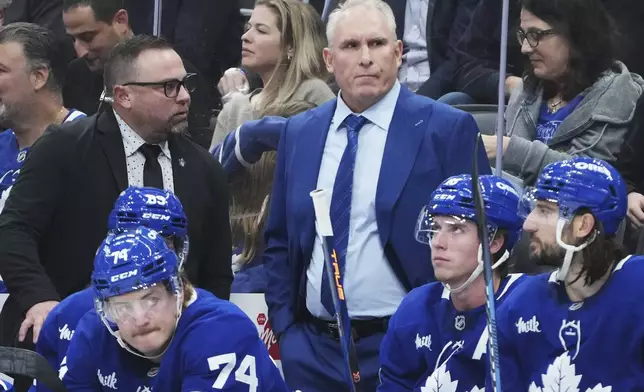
[
  {"x1": 33, "y1": 310, "x2": 62, "y2": 392},
  {"x1": 180, "y1": 313, "x2": 289, "y2": 392},
  {"x1": 36, "y1": 312, "x2": 60, "y2": 375},
  {"x1": 377, "y1": 288, "x2": 434, "y2": 391},
  {"x1": 61, "y1": 313, "x2": 102, "y2": 391}
]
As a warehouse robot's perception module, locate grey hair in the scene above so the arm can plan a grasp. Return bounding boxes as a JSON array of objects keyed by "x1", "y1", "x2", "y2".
[
  {"x1": 0, "y1": 22, "x2": 65, "y2": 93},
  {"x1": 325, "y1": 0, "x2": 397, "y2": 46},
  {"x1": 0, "y1": 0, "x2": 12, "y2": 10}
]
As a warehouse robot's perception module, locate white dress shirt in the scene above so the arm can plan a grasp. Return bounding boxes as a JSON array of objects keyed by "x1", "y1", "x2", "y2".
[
  {"x1": 398, "y1": 0, "x2": 431, "y2": 92},
  {"x1": 306, "y1": 81, "x2": 407, "y2": 320},
  {"x1": 113, "y1": 110, "x2": 174, "y2": 192}
]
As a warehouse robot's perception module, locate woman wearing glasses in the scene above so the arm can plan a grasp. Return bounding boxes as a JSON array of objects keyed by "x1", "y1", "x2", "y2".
[{"x1": 481, "y1": 0, "x2": 644, "y2": 186}]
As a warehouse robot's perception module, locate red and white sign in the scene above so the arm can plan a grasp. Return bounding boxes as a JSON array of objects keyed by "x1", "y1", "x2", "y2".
[{"x1": 230, "y1": 293, "x2": 282, "y2": 374}]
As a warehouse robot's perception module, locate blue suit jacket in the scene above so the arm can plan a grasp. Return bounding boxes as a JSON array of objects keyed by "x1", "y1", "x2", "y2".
[{"x1": 264, "y1": 88, "x2": 491, "y2": 335}]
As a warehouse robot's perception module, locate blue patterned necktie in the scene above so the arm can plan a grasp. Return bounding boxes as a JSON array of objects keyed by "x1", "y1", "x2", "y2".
[{"x1": 320, "y1": 114, "x2": 368, "y2": 316}]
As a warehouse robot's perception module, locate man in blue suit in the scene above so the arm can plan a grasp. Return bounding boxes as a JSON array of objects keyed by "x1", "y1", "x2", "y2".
[{"x1": 264, "y1": 0, "x2": 490, "y2": 391}]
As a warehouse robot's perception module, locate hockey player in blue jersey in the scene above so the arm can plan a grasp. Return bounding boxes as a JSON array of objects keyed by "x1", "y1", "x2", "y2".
[
  {"x1": 493, "y1": 156, "x2": 644, "y2": 390},
  {"x1": 378, "y1": 174, "x2": 525, "y2": 392},
  {"x1": 34, "y1": 187, "x2": 188, "y2": 391},
  {"x1": 63, "y1": 226, "x2": 288, "y2": 392}
]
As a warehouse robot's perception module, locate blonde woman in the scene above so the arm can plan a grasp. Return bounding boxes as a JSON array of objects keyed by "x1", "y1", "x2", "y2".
[
  {"x1": 230, "y1": 100, "x2": 316, "y2": 293},
  {"x1": 209, "y1": 0, "x2": 334, "y2": 150}
]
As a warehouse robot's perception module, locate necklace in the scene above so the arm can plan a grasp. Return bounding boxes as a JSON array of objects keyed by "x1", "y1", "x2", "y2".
[
  {"x1": 54, "y1": 107, "x2": 69, "y2": 125},
  {"x1": 548, "y1": 97, "x2": 565, "y2": 114}
]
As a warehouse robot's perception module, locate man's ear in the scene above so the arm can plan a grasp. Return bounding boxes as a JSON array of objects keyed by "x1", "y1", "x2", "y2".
[
  {"x1": 323, "y1": 47, "x2": 334, "y2": 74},
  {"x1": 490, "y1": 232, "x2": 506, "y2": 256},
  {"x1": 572, "y1": 212, "x2": 596, "y2": 239},
  {"x1": 112, "y1": 85, "x2": 132, "y2": 109},
  {"x1": 30, "y1": 66, "x2": 50, "y2": 91}
]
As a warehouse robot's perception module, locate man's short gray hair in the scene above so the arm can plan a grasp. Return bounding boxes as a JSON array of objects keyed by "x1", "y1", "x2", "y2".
[
  {"x1": 326, "y1": 0, "x2": 397, "y2": 46},
  {"x1": 0, "y1": 0, "x2": 12, "y2": 10}
]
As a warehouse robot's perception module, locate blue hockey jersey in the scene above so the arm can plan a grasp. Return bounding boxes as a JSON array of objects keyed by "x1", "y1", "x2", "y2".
[
  {"x1": 62, "y1": 308, "x2": 158, "y2": 392},
  {"x1": 378, "y1": 274, "x2": 525, "y2": 392},
  {"x1": 151, "y1": 289, "x2": 288, "y2": 392},
  {"x1": 32, "y1": 288, "x2": 94, "y2": 392},
  {"x1": 0, "y1": 109, "x2": 85, "y2": 213},
  {"x1": 492, "y1": 255, "x2": 644, "y2": 391}
]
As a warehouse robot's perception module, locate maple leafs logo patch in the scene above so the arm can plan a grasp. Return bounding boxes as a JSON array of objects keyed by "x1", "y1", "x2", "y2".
[
  {"x1": 420, "y1": 363, "x2": 483, "y2": 392},
  {"x1": 528, "y1": 352, "x2": 612, "y2": 392}
]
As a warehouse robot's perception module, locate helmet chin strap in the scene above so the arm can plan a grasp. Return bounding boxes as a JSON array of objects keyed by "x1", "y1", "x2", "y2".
[
  {"x1": 554, "y1": 219, "x2": 597, "y2": 282},
  {"x1": 443, "y1": 245, "x2": 510, "y2": 294}
]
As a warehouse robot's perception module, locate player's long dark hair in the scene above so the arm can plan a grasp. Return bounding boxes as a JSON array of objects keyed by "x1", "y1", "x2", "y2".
[{"x1": 572, "y1": 215, "x2": 627, "y2": 286}]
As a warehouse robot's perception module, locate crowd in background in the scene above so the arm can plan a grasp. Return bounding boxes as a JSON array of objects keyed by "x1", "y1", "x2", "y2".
[{"x1": 0, "y1": 0, "x2": 643, "y2": 390}]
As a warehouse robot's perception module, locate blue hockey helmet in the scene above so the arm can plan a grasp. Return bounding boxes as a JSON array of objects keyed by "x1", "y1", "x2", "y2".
[
  {"x1": 108, "y1": 187, "x2": 187, "y2": 238},
  {"x1": 416, "y1": 174, "x2": 524, "y2": 250},
  {"x1": 108, "y1": 187, "x2": 188, "y2": 267},
  {"x1": 520, "y1": 156, "x2": 626, "y2": 236},
  {"x1": 0, "y1": 379, "x2": 14, "y2": 392},
  {"x1": 91, "y1": 226, "x2": 180, "y2": 302}
]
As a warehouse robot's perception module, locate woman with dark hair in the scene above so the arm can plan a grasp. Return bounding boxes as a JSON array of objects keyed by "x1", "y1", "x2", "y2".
[{"x1": 482, "y1": 0, "x2": 644, "y2": 185}]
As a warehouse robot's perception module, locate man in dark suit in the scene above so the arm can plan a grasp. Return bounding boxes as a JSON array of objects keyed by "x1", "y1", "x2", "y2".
[
  {"x1": 0, "y1": 35, "x2": 232, "y2": 362},
  {"x1": 264, "y1": 1, "x2": 490, "y2": 391},
  {"x1": 61, "y1": 0, "x2": 134, "y2": 115},
  {"x1": 123, "y1": 0, "x2": 243, "y2": 148},
  {"x1": 321, "y1": 0, "x2": 480, "y2": 98}
]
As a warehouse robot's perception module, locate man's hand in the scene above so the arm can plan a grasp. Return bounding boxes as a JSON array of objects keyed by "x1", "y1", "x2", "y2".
[
  {"x1": 217, "y1": 68, "x2": 249, "y2": 98},
  {"x1": 627, "y1": 192, "x2": 644, "y2": 229},
  {"x1": 482, "y1": 135, "x2": 510, "y2": 160},
  {"x1": 19, "y1": 300, "x2": 59, "y2": 343}
]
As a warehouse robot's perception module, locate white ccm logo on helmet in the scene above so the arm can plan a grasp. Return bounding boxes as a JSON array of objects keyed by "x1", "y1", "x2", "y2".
[
  {"x1": 435, "y1": 194, "x2": 456, "y2": 201},
  {"x1": 573, "y1": 161, "x2": 611, "y2": 177},
  {"x1": 110, "y1": 270, "x2": 138, "y2": 282},
  {"x1": 141, "y1": 212, "x2": 171, "y2": 221}
]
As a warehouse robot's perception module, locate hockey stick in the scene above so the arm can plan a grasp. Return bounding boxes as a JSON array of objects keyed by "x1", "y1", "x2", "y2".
[
  {"x1": 0, "y1": 347, "x2": 68, "y2": 392},
  {"x1": 310, "y1": 189, "x2": 362, "y2": 392},
  {"x1": 472, "y1": 138, "x2": 502, "y2": 392},
  {"x1": 480, "y1": 0, "x2": 510, "y2": 386},
  {"x1": 152, "y1": 0, "x2": 163, "y2": 37}
]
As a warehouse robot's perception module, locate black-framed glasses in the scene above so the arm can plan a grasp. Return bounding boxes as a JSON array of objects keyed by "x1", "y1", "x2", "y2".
[
  {"x1": 122, "y1": 73, "x2": 197, "y2": 98},
  {"x1": 516, "y1": 28, "x2": 556, "y2": 48}
]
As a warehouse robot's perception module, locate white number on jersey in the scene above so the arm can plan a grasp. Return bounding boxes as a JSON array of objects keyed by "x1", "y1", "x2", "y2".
[
  {"x1": 59, "y1": 356, "x2": 68, "y2": 380},
  {"x1": 208, "y1": 353, "x2": 258, "y2": 392}
]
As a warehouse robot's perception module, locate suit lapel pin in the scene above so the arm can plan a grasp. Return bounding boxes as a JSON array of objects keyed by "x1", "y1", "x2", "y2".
[{"x1": 178, "y1": 158, "x2": 185, "y2": 167}]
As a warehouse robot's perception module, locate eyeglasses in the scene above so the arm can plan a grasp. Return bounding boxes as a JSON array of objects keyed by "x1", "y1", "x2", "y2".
[
  {"x1": 122, "y1": 73, "x2": 197, "y2": 98},
  {"x1": 516, "y1": 28, "x2": 556, "y2": 48}
]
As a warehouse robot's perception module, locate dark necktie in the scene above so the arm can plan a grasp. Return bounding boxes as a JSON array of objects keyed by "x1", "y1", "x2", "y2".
[
  {"x1": 139, "y1": 144, "x2": 164, "y2": 189},
  {"x1": 320, "y1": 114, "x2": 368, "y2": 316}
]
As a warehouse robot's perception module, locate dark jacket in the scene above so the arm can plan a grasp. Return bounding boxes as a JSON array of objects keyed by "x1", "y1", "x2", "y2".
[
  {"x1": 452, "y1": 0, "x2": 523, "y2": 104},
  {"x1": 124, "y1": 0, "x2": 243, "y2": 148},
  {"x1": 0, "y1": 110, "x2": 233, "y2": 340}
]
